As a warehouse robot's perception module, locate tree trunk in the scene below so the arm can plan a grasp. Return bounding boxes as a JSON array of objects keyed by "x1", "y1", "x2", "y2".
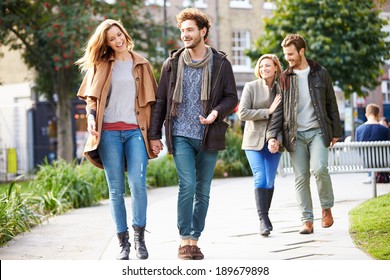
[{"x1": 56, "y1": 86, "x2": 74, "y2": 163}]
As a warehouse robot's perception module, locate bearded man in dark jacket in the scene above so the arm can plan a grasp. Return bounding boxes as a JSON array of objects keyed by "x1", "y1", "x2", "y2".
[{"x1": 266, "y1": 34, "x2": 343, "y2": 234}]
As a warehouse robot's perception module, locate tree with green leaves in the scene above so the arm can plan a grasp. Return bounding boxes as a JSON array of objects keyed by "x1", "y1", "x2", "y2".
[
  {"x1": 0, "y1": 0, "x2": 164, "y2": 162},
  {"x1": 247, "y1": 0, "x2": 390, "y2": 98}
]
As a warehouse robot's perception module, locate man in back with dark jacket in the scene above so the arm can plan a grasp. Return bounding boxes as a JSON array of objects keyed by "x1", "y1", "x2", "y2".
[{"x1": 267, "y1": 34, "x2": 343, "y2": 234}]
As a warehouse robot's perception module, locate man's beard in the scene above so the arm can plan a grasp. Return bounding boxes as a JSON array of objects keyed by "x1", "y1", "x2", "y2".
[
  {"x1": 290, "y1": 54, "x2": 303, "y2": 68},
  {"x1": 184, "y1": 36, "x2": 202, "y2": 49}
]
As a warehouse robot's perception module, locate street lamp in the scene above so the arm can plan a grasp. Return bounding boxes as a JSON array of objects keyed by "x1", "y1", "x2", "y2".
[{"x1": 163, "y1": 0, "x2": 168, "y2": 58}]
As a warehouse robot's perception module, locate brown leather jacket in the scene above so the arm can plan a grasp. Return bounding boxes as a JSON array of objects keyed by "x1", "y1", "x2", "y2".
[
  {"x1": 77, "y1": 51, "x2": 157, "y2": 168},
  {"x1": 148, "y1": 47, "x2": 238, "y2": 153},
  {"x1": 266, "y1": 58, "x2": 343, "y2": 152}
]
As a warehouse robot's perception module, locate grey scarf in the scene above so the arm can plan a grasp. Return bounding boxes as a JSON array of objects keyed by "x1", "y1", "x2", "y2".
[{"x1": 172, "y1": 47, "x2": 212, "y2": 115}]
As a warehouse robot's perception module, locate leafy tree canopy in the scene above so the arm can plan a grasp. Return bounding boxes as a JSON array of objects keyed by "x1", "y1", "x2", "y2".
[{"x1": 247, "y1": 0, "x2": 390, "y2": 97}]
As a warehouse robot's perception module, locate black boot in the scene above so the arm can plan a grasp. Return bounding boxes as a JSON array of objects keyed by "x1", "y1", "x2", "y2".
[
  {"x1": 254, "y1": 188, "x2": 270, "y2": 237},
  {"x1": 265, "y1": 188, "x2": 274, "y2": 231},
  {"x1": 133, "y1": 225, "x2": 148, "y2": 259},
  {"x1": 117, "y1": 231, "x2": 131, "y2": 260}
]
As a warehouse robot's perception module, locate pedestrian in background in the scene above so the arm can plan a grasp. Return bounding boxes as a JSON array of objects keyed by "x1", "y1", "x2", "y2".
[
  {"x1": 356, "y1": 104, "x2": 390, "y2": 184},
  {"x1": 75, "y1": 19, "x2": 157, "y2": 260},
  {"x1": 238, "y1": 54, "x2": 282, "y2": 237},
  {"x1": 356, "y1": 104, "x2": 390, "y2": 141},
  {"x1": 267, "y1": 34, "x2": 343, "y2": 234},
  {"x1": 148, "y1": 8, "x2": 238, "y2": 260}
]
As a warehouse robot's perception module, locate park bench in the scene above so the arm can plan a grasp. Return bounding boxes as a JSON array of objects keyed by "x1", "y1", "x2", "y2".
[{"x1": 277, "y1": 141, "x2": 390, "y2": 198}]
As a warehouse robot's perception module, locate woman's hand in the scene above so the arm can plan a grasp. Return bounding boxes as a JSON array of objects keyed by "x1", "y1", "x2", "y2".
[
  {"x1": 268, "y1": 138, "x2": 280, "y2": 153},
  {"x1": 87, "y1": 115, "x2": 98, "y2": 136},
  {"x1": 269, "y1": 94, "x2": 281, "y2": 114}
]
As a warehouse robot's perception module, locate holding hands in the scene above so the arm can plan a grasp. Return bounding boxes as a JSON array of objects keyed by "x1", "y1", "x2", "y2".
[
  {"x1": 268, "y1": 138, "x2": 280, "y2": 153},
  {"x1": 267, "y1": 94, "x2": 282, "y2": 153},
  {"x1": 150, "y1": 139, "x2": 164, "y2": 155}
]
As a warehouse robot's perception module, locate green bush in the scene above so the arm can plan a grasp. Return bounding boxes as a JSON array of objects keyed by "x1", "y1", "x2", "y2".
[
  {"x1": 215, "y1": 123, "x2": 251, "y2": 178},
  {"x1": 31, "y1": 160, "x2": 108, "y2": 214},
  {"x1": 147, "y1": 155, "x2": 178, "y2": 187},
  {"x1": 0, "y1": 183, "x2": 42, "y2": 246}
]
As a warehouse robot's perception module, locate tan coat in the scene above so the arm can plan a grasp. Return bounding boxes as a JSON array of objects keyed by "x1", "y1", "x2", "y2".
[
  {"x1": 77, "y1": 51, "x2": 157, "y2": 169},
  {"x1": 238, "y1": 79, "x2": 276, "y2": 151}
]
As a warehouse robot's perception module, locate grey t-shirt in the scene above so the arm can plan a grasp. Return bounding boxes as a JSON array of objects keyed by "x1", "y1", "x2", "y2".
[
  {"x1": 294, "y1": 66, "x2": 319, "y2": 131},
  {"x1": 103, "y1": 60, "x2": 137, "y2": 125}
]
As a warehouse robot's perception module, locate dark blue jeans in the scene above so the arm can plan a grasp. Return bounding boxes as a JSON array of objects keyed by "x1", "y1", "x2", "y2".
[{"x1": 172, "y1": 136, "x2": 218, "y2": 241}]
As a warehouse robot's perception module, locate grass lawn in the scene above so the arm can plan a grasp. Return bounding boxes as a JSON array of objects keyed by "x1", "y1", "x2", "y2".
[{"x1": 349, "y1": 192, "x2": 390, "y2": 260}]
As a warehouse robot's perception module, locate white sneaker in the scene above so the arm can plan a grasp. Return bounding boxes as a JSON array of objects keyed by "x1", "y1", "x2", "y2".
[{"x1": 363, "y1": 177, "x2": 372, "y2": 184}]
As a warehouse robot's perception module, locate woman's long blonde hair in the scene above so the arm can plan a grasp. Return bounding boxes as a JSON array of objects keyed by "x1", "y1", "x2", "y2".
[{"x1": 75, "y1": 19, "x2": 134, "y2": 72}]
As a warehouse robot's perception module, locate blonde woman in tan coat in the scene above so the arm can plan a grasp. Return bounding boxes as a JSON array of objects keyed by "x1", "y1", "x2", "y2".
[
  {"x1": 238, "y1": 54, "x2": 282, "y2": 237},
  {"x1": 76, "y1": 19, "x2": 158, "y2": 260}
]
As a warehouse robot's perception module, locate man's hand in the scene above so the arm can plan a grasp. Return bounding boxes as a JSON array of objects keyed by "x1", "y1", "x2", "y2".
[
  {"x1": 199, "y1": 110, "x2": 218, "y2": 125},
  {"x1": 268, "y1": 138, "x2": 280, "y2": 153},
  {"x1": 330, "y1": 138, "x2": 339, "y2": 147},
  {"x1": 150, "y1": 139, "x2": 164, "y2": 155}
]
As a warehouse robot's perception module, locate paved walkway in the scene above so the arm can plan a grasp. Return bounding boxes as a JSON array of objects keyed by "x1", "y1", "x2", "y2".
[{"x1": 1, "y1": 173, "x2": 389, "y2": 261}]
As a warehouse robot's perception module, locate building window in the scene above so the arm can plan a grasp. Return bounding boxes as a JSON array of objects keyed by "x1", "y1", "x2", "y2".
[
  {"x1": 382, "y1": 80, "x2": 390, "y2": 103},
  {"x1": 263, "y1": 0, "x2": 276, "y2": 10},
  {"x1": 183, "y1": 0, "x2": 208, "y2": 8},
  {"x1": 231, "y1": 30, "x2": 252, "y2": 72},
  {"x1": 144, "y1": 0, "x2": 170, "y2": 6},
  {"x1": 229, "y1": 0, "x2": 252, "y2": 9}
]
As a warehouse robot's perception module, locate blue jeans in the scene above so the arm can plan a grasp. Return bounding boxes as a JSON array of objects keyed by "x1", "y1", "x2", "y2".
[
  {"x1": 98, "y1": 129, "x2": 148, "y2": 233},
  {"x1": 245, "y1": 148, "x2": 281, "y2": 189},
  {"x1": 173, "y1": 136, "x2": 218, "y2": 240},
  {"x1": 289, "y1": 128, "x2": 334, "y2": 222}
]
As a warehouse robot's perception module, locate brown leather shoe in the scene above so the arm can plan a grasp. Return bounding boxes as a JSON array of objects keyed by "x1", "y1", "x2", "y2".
[
  {"x1": 299, "y1": 221, "x2": 314, "y2": 234},
  {"x1": 321, "y1": 208, "x2": 334, "y2": 228},
  {"x1": 191, "y1": 245, "x2": 204, "y2": 260},
  {"x1": 178, "y1": 245, "x2": 192, "y2": 260}
]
